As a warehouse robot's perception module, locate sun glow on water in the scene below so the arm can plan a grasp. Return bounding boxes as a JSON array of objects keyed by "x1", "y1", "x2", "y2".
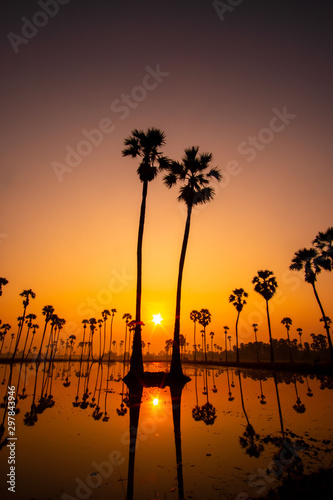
[{"x1": 152, "y1": 398, "x2": 159, "y2": 406}]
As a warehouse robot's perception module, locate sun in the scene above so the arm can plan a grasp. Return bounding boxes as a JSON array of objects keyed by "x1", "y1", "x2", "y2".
[{"x1": 152, "y1": 313, "x2": 163, "y2": 325}]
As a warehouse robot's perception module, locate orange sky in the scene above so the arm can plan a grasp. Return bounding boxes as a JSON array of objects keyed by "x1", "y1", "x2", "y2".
[{"x1": 1, "y1": 1, "x2": 332, "y2": 352}]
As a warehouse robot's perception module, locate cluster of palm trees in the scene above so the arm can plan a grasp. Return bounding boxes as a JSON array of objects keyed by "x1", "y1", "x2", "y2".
[{"x1": 122, "y1": 127, "x2": 221, "y2": 381}]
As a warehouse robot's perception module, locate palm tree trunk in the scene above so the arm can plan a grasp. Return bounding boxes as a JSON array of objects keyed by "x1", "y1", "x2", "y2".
[
  {"x1": 12, "y1": 307, "x2": 27, "y2": 359},
  {"x1": 170, "y1": 204, "x2": 192, "y2": 377},
  {"x1": 225, "y1": 333, "x2": 228, "y2": 362},
  {"x1": 193, "y1": 323, "x2": 197, "y2": 361},
  {"x1": 21, "y1": 326, "x2": 31, "y2": 361},
  {"x1": 266, "y1": 300, "x2": 274, "y2": 363},
  {"x1": 235, "y1": 311, "x2": 240, "y2": 363},
  {"x1": 273, "y1": 372, "x2": 284, "y2": 437},
  {"x1": 287, "y1": 329, "x2": 293, "y2": 363},
  {"x1": 311, "y1": 282, "x2": 333, "y2": 362}
]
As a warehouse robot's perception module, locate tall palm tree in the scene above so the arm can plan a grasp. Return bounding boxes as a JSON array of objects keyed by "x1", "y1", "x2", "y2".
[
  {"x1": 122, "y1": 313, "x2": 132, "y2": 362},
  {"x1": 198, "y1": 309, "x2": 212, "y2": 363},
  {"x1": 290, "y1": 247, "x2": 333, "y2": 361},
  {"x1": 223, "y1": 326, "x2": 229, "y2": 362},
  {"x1": 122, "y1": 127, "x2": 167, "y2": 378},
  {"x1": 12, "y1": 289, "x2": 36, "y2": 359},
  {"x1": 108, "y1": 308, "x2": 117, "y2": 362},
  {"x1": 190, "y1": 310, "x2": 201, "y2": 361},
  {"x1": 37, "y1": 305, "x2": 54, "y2": 360},
  {"x1": 162, "y1": 146, "x2": 221, "y2": 376},
  {"x1": 281, "y1": 317, "x2": 293, "y2": 362},
  {"x1": 97, "y1": 319, "x2": 103, "y2": 361},
  {"x1": 0, "y1": 277, "x2": 8, "y2": 296},
  {"x1": 252, "y1": 270, "x2": 277, "y2": 363},
  {"x1": 252, "y1": 323, "x2": 260, "y2": 362},
  {"x1": 229, "y1": 288, "x2": 248, "y2": 363},
  {"x1": 89, "y1": 318, "x2": 97, "y2": 361}
]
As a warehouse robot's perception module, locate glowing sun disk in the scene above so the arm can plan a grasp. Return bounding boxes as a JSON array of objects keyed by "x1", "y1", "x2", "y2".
[{"x1": 152, "y1": 313, "x2": 163, "y2": 325}]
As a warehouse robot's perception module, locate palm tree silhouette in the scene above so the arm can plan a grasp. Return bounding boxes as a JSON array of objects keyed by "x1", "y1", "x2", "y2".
[
  {"x1": 0, "y1": 277, "x2": 8, "y2": 296},
  {"x1": 122, "y1": 127, "x2": 167, "y2": 378},
  {"x1": 190, "y1": 310, "x2": 201, "y2": 360},
  {"x1": 21, "y1": 313, "x2": 36, "y2": 360},
  {"x1": 228, "y1": 335, "x2": 232, "y2": 358},
  {"x1": 281, "y1": 317, "x2": 293, "y2": 362},
  {"x1": 313, "y1": 227, "x2": 333, "y2": 269},
  {"x1": 223, "y1": 326, "x2": 229, "y2": 362},
  {"x1": 122, "y1": 313, "x2": 132, "y2": 362},
  {"x1": 101, "y1": 309, "x2": 110, "y2": 360},
  {"x1": 210, "y1": 331, "x2": 214, "y2": 360},
  {"x1": 108, "y1": 308, "x2": 117, "y2": 362},
  {"x1": 97, "y1": 319, "x2": 103, "y2": 360},
  {"x1": 88, "y1": 318, "x2": 97, "y2": 361},
  {"x1": 37, "y1": 305, "x2": 54, "y2": 361},
  {"x1": 198, "y1": 309, "x2": 212, "y2": 362},
  {"x1": 252, "y1": 323, "x2": 260, "y2": 362},
  {"x1": 229, "y1": 288, "x2": 248, "y2": 363},
  {"x1": 297, "y1": 327, "x2": 303, "y2": 348},
  {"x1": 252, "y1": 270, "x2": 278, "y2": 363},
  {"x1": 0, "y1": 324, "x2": 11, "y2": 357},
  {"x1": 12, "y1": 289, "x2": 36, "y2": 359},
  {"x1": 290, "y1": 247, "x2": 333, "y2": 362},
  {"x1": 162, "y1": 146, "x2": 221, "y2": 377}
]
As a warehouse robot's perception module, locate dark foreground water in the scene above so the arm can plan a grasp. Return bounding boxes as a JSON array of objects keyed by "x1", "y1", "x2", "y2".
[{"x1": 0, "y1": 361, "x2": 332, "y2": 500}]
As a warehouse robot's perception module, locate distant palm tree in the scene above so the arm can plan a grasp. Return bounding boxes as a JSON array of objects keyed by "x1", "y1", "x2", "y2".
[
  {"x1": 81, "y1": 319, "x2": 89, "y2": 361},
  {"x1": 190, "y1": 310, "x2": 201, "y2": 361},
  {"x1": 147, "y1": 342, "x2": 151, "y2": 355},
  {"x1": 252, "y1": 270, "x2": 277, "y2": 363},
  {"x1": 162, "y1": 147, "x2": 221, "y2": 377},
  {"x1": 37, "y1": 305, "x2": 54, "y2": 360},
  {"x1": 122, "y1": 313, "x2": 132, "y2": 362},
  {"x1": 89, "y1": 318, "x2": 97, "y2": 361},
  {"x1": 223, "y1": 326, "x2": 229, "y2": 362},
  {"x1": 0, "y1": 277, "x2": 8, "y2": 296},
  {"x1": 210, "y1": 332, "x2": 214, "y2": 360},
  {"x1": 122, "y1": 127, "x2": 167, "y2": 378},
  {"x1": 101, "y1": 310, "x2": 110, "y2": 360},
  {"x1": 281, "y1": 317, "x2": 293, "y2": 362},
  {"x1": 252, "y1": 323, "x2": 260, "y2": 362},
  {"x1": 108, "y1": 308, "x2": 117, "y2": 362},
  {"x1": 97, "y1": 319, "x2": 103, "y2": 360},
  {"x1": 198, "y1": 309, "x2": 212, "y2": 362},
  {"x1": 21, "y1": 313, "x2": 37, "y2": 360},
  {"x1": 229, "y1": 288, "x2": 248, "y2": 363},
  {"x1": 26, "y1": 324, "x2": 39, "y2": 359},
  {"x1": 0, "y1": 324, "x2": 11, "y2": 356},
  {"x1": 228, "y1": 335, "x2": 232, "y2": 357},
  {"x1": 290, "y1": 247, "x2": 333, "y2": 361},
  {"x1": 12, "y1": 289, "x2": 36, "y2": 359},
  {"x1": 7, "y1": 332, "x2": 15, "y2": 357},
  {"x1": 297, "y1": 327, "x2": 303, "y2": 348}
]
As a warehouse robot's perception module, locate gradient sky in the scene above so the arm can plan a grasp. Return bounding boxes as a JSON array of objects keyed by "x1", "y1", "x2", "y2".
[{"x1": 1, "y1": 0, "x2": 332, "y2": 352}]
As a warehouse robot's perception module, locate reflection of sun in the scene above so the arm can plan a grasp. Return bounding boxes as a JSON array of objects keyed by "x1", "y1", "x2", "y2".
[
  {"x1": 152, "y1": 313, "x2": 163, "y2": 325},
  {"x1": 152, "y1": 398, "x2": 159, "y2": 406}
]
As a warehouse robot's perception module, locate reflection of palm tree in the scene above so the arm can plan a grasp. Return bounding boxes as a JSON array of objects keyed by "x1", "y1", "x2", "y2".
[
  {"x1": 122, "y1": 127, "x2": 167, "y2": 379},
  {"x1": 273, "y1": 373, "x2": 285, "y2": 438},
  {"x1": 258, "y1": 379, "x2": 266, "y2": 405},
  {"x1": 281, "y1": 317, "x2": 293, "y2": 362},
  {"x1": 162, "y1": 147, "x2": 221, "y2": 377},
  {"x1": 292, "y1": 378, "x2": 306, "y2": 413},
  {"x1": 170, "y1": 382, "x2": 185, "y2": 500},
  {"x1": 305, "y1": 376, "x2": 313, "y2": 397},
  {"x1": 126, "y1": 384, "x2": 143, "y2": 500},
  {"x1": 290, "y1": 247, "x2": 333, "y2": 362},
  {"x1": 229, "y1": 288, "x2": 248, "y2": 363},
  {"x1": 226, "y1": 369, "x2": 234, "y2": 401},
  {"x1": 190, "y1": 310, "x2": 201, "y2": 360},
  {"x1": 252, "y1": 270, "x2": 278, "y2": 363},
  {"x1": 192, "y1": 368, "x2": 217, "y2": 425},
  {"x1": 238, "y1": 372, "x2": 264, "y2": 458}
]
